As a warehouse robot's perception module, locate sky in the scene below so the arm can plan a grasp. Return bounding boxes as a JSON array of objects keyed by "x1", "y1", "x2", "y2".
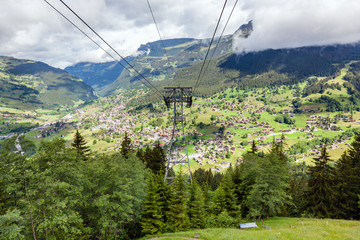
[{"x1": 0, "y1": 0, "x2": 360, "y2": 68}]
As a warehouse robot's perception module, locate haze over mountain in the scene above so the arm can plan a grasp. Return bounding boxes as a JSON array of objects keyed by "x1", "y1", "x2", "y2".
[{"x1": 64, "y1": 57, "x2": 133, "y2": 91}]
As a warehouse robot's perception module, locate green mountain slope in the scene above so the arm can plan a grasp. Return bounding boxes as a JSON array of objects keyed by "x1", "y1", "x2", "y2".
[
  {"x1": 98, "y1": 36, "x2": 233, "y2": 96},
  {"x1": 64, "y1": 57, "x2": 134, "y2": 91},
  {"x1": 65, "y1": 21, "x2": 255, "y2": 96},
  {"x1": 162, "y1": 43, "x2": 360, "y2": 95},
  {"x1": 0, "y1": 56, "x2": 96, "y2": 110}
]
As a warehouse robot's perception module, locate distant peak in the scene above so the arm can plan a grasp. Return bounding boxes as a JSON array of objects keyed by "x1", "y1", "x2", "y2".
[{"x1": 234, "y1": 20, "x2": 253, "y2": 39}]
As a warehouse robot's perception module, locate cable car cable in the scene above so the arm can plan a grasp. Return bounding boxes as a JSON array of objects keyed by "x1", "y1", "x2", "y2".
[
  {"x1": 58, "y1": 0, "x2": 164, "y2": 97},
  {"x1": 193, "y1": 0, "x2": 228, "y2": 94},
  {"x1": 147, "y1": 0, "x2": 169, "y2": 60},
  {"x1": 199, "y1": 0, "x2": 238, "y2": 81},
  {"x1": 43, "y1": 0, "x2": 156, "y2": 94}
]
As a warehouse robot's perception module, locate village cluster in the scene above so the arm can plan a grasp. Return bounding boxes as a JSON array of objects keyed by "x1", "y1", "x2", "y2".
[{"x1": 1, "y1": 92, "x2": 357, "y2": 171}]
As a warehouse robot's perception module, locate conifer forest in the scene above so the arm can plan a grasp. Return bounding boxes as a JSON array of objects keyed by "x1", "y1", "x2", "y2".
[{"x1": 1, "y1": 130, "x2": 359, "y2": 239}]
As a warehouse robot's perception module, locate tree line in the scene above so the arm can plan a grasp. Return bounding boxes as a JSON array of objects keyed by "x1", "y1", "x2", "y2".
[{"x1": 1, "y1": 131, "x2": 360, "y2": 239}]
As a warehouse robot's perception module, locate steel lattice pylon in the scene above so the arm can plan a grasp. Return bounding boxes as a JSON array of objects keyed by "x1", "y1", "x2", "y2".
[{"x1": 163, "y1": 87, "x2": 193, "y2": 183}]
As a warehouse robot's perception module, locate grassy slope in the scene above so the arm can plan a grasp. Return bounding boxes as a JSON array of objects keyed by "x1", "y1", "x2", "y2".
[
  {"x1": 0, "y1": 57, "x2": 96, "y2": 110},
  {"x1": 4, "y1": 61, "x2": 360, "y2": 171},
  {"x1": 140, "y1": 217, "x2": 360, "y2": 240}
]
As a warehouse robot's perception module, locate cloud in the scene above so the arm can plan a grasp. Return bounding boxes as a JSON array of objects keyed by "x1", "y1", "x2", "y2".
[
  {"x1": 234, "y1": 0, "x2": 360, "y2": 53},
  {"x1": 1, "y1": 0, "x2": 359, "y2": 68},
  {"x1": 0, "y1": 0, "x2": 245, "y2": 68}
]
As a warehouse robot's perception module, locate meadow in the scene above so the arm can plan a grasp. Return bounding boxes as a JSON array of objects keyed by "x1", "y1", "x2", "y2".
[{"x1": 140, "y1": 217, "x2": 360, "y2": 240}]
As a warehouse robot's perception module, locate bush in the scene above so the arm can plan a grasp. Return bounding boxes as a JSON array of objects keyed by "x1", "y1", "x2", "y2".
[
  {"x1": 241, "y1": 141, "x2": 249, "y2": 146},
  {"x1": 275, "y1": 114, "x2": 295, "y2": 125}
]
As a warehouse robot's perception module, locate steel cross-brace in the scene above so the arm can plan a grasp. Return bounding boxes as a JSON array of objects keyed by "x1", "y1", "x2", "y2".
[{"x1": 163, "y1": 87, "x2": 193, "y2": 183}]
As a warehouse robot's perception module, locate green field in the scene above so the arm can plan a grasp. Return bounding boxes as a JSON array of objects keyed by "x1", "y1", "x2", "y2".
[{"x1": 140, "y1": 217, "x2": 360, "y2": 240}]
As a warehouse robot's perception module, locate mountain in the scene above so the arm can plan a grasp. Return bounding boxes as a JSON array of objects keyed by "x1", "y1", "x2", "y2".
[
  {"x1": 63, "y1": 20, "x2": 360, "y2": 98},
  {"x1": 0, "y1": 56, "x2": 96, "y2": 110},
  {"x1": 161, "y1": 42, "x2": 360, "y2": 95},
  {"x1": 64, "y1": 57, "x2": 133, "y2": 91},
  {"x1": 66, "y1": 36, "x2": 233, "y2": 96},
  {"x1": 101, "y1": 36, "x2": 232, "y2": 96},
  {"x1": 234, "y1": 20, "x2": 253, "y2": 39},
  {"x1": 219, "y1": 43, "x2": 360, "y2": 87}
]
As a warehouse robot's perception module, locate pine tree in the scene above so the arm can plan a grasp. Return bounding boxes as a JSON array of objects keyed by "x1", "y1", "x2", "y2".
[
  {"x1": 287, "y1": 175, "x2": 307, "y2": 216},
  {"x1": 71, "y1": 129, "x2": 90, "y2": 160},
  {"x1": 335, "y1": 151, "x2": 360, "y2": 219},
  {"x1": 247, "y1": 151, "x2": 291, "y2": 219},
  {"x1": 306, "y1": 146, "x2": 337, "y2": 218},
  {"x1": 269, "y1": 135, "x2": 287, "y2": 162},
  {"x1": 167, "y1": 170, "x2": 189, "y2": 232},
  {"x1": 120, "y1": 132, "x2": 132, "y2": 159},
  {"x1": 141, "y1": 173, "x2": 165, "y2": 235},
  {"x1": 141, "y1": 142, "x2": 166, "y2": 173},
  {"x1": 250, "y1": 140, "x2": 258, "y2": 154},
  {"x1": 151, "y1": 141, "x2": 166, "y2": 173},
  {"x1": 220, "y1": 172, "x2": 238, "y2": 217},
  {"x1": 231, "y1": 164, "x2": 243, "y2": 206},
  {"x1": 186, "y1": 182, "x2": 206, "y2": 229},
  {"x1": 210, "y1": 185, "x2": 226, "y2": 215},
  {"x1": 237, "y1": 152, "x2": 259, "y2": 217},
  {"x1": 344, "y1": 132, "x2": 360, "y2": 219}
]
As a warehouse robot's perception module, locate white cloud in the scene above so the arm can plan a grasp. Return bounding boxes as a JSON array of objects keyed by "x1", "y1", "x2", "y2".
[
  {"x1": 234, "y1": 0, "x2": 360, "y2": 53},
  {"x1": 0, "y1": 0, "x2": 244, "y2": 68},
  {"x1": 0, "y1": 0, "x2": 359, "y2": 68}
]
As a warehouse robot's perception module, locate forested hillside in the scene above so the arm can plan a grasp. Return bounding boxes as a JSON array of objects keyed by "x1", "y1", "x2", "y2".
[
  {"x1": 0, "y1": 57, "x2": 96, "y2": 110},
  {"x1": 1, "y1": 131, "x2": 359, "y2": 239},
  {"x1": 64, "y1": 59, "x2": 131, "y2": 91},
  {"x1": 167, "y1": 43, "x2": 360, "y2": 95},
  {"x1": 67, "y1": 36, "x2": 233, "y2": 96}
]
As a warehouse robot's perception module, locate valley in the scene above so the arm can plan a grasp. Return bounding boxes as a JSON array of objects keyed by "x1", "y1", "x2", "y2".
[
  {"x1": 3, "y1": 1, "x2": 360, "y2": 239},
  {"x1": 2, "y1": 61, "x2": 360, "y2": 172}
]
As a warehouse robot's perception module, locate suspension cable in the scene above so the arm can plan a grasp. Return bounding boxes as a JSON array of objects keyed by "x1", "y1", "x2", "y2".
[
  {"x1": 193, "y1": 0, "x2": 228, "y2": 94},
  {"x1": 43, "y1": 0, "x2": 150, "y2": 87},
  {"x1": 58, "y1": 0, "x2": 164, "y2": 98},
  {"x1": 199, "y1": 0, "x2": 238, "y2": 81},
  {"x1": 146, "y1": 0, "x2": 169, "y2": 60}
]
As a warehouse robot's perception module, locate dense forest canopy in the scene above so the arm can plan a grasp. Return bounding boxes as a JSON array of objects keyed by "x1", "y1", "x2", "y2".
[{"x1": 1, "y1": 131, "x2": 360, "y2": 239}]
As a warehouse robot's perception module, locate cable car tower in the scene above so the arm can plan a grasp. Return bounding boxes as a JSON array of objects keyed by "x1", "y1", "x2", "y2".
[
  {"x1": 46, "y1": 0, "x2": 234, "y2": 186},
  {"x1": 163, "y1": 87, "x2": 193, "y2": 183}
]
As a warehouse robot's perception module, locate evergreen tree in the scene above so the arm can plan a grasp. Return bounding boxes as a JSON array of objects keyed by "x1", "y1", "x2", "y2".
[
  {"x1": 157, "y1": 173, "x2": 172, "y2": 233},
  {"x1": 120, "y1": 132, "x2": 132, "y2": 159},
  {"x1": 269, "y1": 135, "x2": 288, "y2": 162},
  {"x1": 237, "y1": 152, "x2": 259, "y2": 217},
  {"x1": 220, "y1": 172, "x2": 238, "y2": 217},
  {"x1": 186, "y1": 182, "x2": 206, "y2": 229},
  {"x1": 344, "y1": 132, "x2": 360, "y2": 219},
  {"x1": 231, "y1": 164, "x2": 243, "y2": 206},
  {"x1": 140, "y1": 142, "x2": 166, "y2": 173},
  {"x1": 193, "y1": 168, "x2": 223, "y2": 191},
  {"x1": 250, "y1": 140, "x2": 258, "y2": 154},
  {"x1": 335, "y1": 151, "x2": 360, "y2": 219},
  {"x1": 210, "y1": 186, "x2": 226, "y2": 215},
  {"x1": 71, "y1": 129, "x2": 90, "y2": 160},
  {"x1": 287, "y1": 175, "x2": 307, "y2": 216},
  {"x1": 167, "y1": 170, "x2": 190, "y2": 232},
  {"x1": 306, "y1": 146, "x2": 337, "y2": 218},
  {"x1": 247, "y1": 152, "x2": 291, "y2": 219},
  {"x1": 151, "y1": 142, "x2": 166, "y2": 172},
  {"x1": 141, "y1": 173, "x2": 165, "y2": 235}
]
